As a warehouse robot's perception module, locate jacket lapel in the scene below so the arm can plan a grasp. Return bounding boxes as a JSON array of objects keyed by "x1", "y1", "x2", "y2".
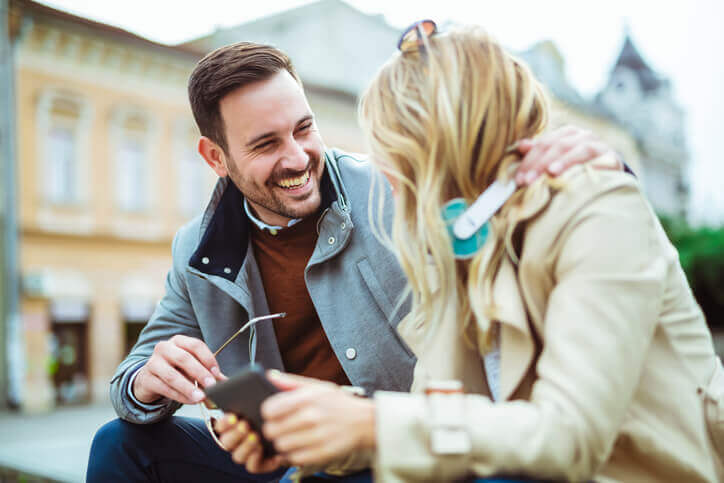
[
  {"x1": 491, "y1": 256, "x2": 536, "y2": 401},
  {"x1": 495, "y1": 183, "x2": 552, "y2": 400}
]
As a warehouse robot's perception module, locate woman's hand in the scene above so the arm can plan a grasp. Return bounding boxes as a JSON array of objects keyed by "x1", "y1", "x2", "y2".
[
  {"x1": 261, "y1": 371, "x2": 377, "y2": 466},
  {"x1": 213, "y1": 414, "x2": 286, "y2": 473}
]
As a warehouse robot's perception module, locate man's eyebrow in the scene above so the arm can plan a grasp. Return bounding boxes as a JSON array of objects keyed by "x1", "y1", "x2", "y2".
[{"x1": 245, "y1": 115, "x2": 314, "y2": 149}]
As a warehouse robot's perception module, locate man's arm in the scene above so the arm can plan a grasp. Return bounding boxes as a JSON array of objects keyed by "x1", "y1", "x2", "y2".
[{"x1": 110, "y1": 229, "x2": 222, "y2": 424}]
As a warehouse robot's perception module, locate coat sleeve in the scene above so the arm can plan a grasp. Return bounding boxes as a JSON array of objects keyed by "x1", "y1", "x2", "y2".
[
  {"x1": 373, "y1": 182, "x2": 670, "y2": 482},
  {"x1": 109, "y1": 229, "x2": 202, "y2": 424}
]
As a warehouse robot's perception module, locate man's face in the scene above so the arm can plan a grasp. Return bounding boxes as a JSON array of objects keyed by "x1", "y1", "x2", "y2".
[{"x1": 216, "y1": 70, "x2": 325, "y2": 226}]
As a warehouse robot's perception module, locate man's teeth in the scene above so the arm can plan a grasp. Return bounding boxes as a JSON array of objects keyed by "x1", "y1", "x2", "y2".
[{"x1": 278, "y1": 171, "x2": 310, "y2": 188}]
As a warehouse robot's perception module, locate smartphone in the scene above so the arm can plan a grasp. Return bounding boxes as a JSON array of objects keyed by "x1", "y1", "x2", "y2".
[{"x1": 204, "y1": 365, "x2": 280, "y2": 457}]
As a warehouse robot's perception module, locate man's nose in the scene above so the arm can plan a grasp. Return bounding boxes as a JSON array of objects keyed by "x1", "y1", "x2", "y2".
[{"x1": 281, "y1": 139, "x2": 309, "y2": 171}]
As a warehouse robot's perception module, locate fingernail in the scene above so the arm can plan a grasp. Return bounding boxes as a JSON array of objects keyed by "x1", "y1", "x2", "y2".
[
  {"x1": 548, "y1": 161, "x2": 563, "y2": 174},
  {"x1": 524, "y1": 171, "x2": 538, "y2": 185},
  {"x1": 237, "y1": 422, "x2": 247, "y2": 433},
  {"x1": 247, "y1": 433, "x2": 257, "y2": 443},
  {"x1": 192, "y1": 389, "x2": 204, "y2": 402},
  {"x1": 211, "y1": 366, "x2": 221, "y2": 377},
  {"x1": 515, "y1": 172, "x2": 525, "y2": 185},
  {"x1": 268, "y1": 369, "x2": 282, "y2": 379},
  {"x1": 227, "y1": 414, "x2": 237, "y2": 425},
  {"x1": 204, "y1": 377, "x2": 215, "y2": 387}
]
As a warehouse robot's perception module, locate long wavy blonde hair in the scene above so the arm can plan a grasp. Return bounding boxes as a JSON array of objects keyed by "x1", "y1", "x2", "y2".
[{"x1": 359, "y1": 26, "x2": 549, "y2": 348}]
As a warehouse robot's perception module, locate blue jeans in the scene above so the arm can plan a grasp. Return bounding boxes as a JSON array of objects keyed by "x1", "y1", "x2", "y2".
[{"x1": 87, "y1": 416, "x2": 287, "y2": 482}]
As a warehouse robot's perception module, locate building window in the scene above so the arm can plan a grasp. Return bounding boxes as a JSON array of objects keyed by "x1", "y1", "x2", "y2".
[
  {"x1": 38, "y1": 93, "x2": 90, "y2": 205},
  {"x1": 176, "y1": 122, "x2": 208, "y2": 216},
  {"x1": 113, "y1": 111, "x2": 151, "y2": 213}
]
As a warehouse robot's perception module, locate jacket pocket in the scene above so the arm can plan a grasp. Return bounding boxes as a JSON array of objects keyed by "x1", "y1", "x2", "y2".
[
  {"x1": 357, "y1": 258, "x2": 414, "y2": 359},
  {"x1": 701, "y1": 357, "x2": 724, "y2": 458}
]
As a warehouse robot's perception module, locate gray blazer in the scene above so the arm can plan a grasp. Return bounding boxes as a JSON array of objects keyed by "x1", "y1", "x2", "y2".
[{"x1": 110, "y1": 149, "x2": 416, "y2": 424}]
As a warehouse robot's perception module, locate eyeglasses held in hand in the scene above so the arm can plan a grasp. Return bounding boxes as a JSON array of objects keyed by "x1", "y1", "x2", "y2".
[
  {"x1": 397, "y1": 19, "x2": 438, "y2": 54},
  {"x1": 196, "y1": 312, "x2": 286, "y2": 449}
]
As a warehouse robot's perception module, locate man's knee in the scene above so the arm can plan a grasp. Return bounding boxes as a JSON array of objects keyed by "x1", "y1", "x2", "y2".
[
  {"x1": 88, "y1": 419, "x2": 145, "y2": 482},
  {"x1": 91, "y1": 419, "x2": 124, "y2": 454}
]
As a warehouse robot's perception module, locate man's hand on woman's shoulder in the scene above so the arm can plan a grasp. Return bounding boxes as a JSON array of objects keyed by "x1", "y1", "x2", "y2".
[{"x1": 515, "y1": 125, "x2": 623, "y2": 186}]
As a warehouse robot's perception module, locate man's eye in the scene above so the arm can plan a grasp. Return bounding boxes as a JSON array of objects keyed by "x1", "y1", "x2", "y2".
[
  {"x1": 297, "y1": 123, "x2": 312, "y2": 133},
  {"x1": 255, "y1": 141, "x2": 274, "y2": 150}
]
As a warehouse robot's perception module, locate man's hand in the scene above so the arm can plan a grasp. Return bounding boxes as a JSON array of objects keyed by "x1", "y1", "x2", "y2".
[
  {"x1": 132, "y1": 334, "x2": 224, "y2": 404},
  {"x1": 515, "y1": 125, "x2": 623, "y2": 186},
  {"x1": 214, "y1": 414, "x2": 285, "y2": 473},
  {"x1": 261, "y1": 371, "x2": 376, "y2": 467}
]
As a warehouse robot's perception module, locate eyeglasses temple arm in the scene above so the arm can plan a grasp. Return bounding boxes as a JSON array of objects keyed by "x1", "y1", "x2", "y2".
[{"x1": 212, "y1": 312, "x2": 286, "y2": 357}]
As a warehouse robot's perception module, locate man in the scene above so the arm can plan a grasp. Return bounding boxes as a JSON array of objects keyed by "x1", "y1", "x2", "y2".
[{"x1": 87, "y1": 42, "x2": 623, "y2": 482}]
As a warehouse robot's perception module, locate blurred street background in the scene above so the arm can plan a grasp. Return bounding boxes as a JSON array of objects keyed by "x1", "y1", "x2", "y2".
[{"x1": 0, "y1": 0, "x2": 722, "y2": 481}]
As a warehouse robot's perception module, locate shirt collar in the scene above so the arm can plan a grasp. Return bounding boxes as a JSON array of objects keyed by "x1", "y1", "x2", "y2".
[{"x1": 243, "y1": 198, "x2": 302, "y2": 234}]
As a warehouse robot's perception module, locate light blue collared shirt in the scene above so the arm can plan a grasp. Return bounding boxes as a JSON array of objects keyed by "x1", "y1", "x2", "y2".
[{"x1": 243, "y1": 198, "x2": 302, "y2": 234}]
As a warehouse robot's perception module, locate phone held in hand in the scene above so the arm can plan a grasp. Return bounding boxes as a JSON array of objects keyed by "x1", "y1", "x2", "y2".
[{"x1": 204, "y1": 365, "x2": 280, "y2": 457}]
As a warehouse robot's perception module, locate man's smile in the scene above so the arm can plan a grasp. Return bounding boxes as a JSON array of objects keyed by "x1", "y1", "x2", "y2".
[{"x1": 275, "y1": 168, "x2": 312, "y2": 191}]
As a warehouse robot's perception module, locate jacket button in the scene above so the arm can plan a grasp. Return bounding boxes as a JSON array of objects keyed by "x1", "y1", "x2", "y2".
[
  {"x1": 345, "y1": 348, "x2": 356, "y2": 360},
  {"x1": 328, "y1": 236, "x2": 335, "y2": 245},
  {"x1": 341, "y1": 223, "x2": 346, "y2": 230},
  {"x1": 223, "y1": 267, "x2": 232, "y2": 274},
  {"x1": 202, "y1": 257, "x2": 210, "y2": 264}
]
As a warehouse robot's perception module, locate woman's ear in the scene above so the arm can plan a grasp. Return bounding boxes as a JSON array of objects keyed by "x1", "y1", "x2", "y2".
[{"x1": 198, "y1": 136, "x2": 229, "y2": 178}]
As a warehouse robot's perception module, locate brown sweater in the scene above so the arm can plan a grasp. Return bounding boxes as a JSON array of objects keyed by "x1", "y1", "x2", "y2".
[{"x1": 249, "y1": 215, "x2": 351, "y2": 386}]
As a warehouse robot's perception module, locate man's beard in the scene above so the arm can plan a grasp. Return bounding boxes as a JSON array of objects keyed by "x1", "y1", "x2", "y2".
[{"x1": 227, "y1": 153, "x2": 324, "y2": 221}]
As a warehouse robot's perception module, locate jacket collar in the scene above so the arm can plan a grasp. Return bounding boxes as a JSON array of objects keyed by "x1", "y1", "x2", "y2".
[{"x1": 188, "y1": 149, "x2": 344, "y2": 282}]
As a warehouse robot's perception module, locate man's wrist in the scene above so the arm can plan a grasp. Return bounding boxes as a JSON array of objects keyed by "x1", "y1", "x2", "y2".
[
  {"x1": 132, "y1": 368, "x2": 159, "y2": 404},
  {"x1": 127, "y1": 362, "x2": 166, "y2": 409}
]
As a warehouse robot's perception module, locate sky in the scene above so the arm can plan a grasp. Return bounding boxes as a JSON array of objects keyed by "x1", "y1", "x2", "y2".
[{"x1": 36, "y1": 0, "x2": 724, "y2": 225}]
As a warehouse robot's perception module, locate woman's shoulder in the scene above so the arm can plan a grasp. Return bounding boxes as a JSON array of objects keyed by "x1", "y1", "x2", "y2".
[
  {"x1": 530, "y1": 163, "x2": 649, "y2": 232},
  {"x1": 517, "y1": 162, "x2": 673, "y2": 267}
]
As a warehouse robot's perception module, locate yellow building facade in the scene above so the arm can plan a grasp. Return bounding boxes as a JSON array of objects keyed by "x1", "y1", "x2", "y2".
[{"x1": 11, "y1": 0, "x2": 213, "y2": 410}]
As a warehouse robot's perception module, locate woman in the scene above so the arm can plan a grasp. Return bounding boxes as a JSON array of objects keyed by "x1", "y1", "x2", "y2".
[{"x1": 259, "y1": 24, "x2": 724, "y2": 482}]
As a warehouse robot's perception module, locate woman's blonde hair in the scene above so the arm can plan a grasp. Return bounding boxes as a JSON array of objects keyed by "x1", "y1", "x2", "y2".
[{"x1": 359, "y1": 26, "x2": 549, "y2": 348}]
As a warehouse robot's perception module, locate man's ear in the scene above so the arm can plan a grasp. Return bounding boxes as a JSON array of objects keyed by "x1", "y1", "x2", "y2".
[{"x1": 198, "y1": 136, "x2": 229, "y2": 178}]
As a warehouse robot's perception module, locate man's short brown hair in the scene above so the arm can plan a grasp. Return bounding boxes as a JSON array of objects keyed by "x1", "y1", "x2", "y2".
[{"x1": 188, "y1": 42, "x2": 301, "y2": 153}]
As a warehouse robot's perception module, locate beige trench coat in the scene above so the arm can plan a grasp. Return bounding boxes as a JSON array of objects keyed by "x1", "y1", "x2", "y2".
[{"x1": 373, "y1": 165, "x2": 724, "y2": 482}]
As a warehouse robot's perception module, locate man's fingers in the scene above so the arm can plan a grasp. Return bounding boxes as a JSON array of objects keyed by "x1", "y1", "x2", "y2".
[
  {"x1": 141, "y1": 372, "x2": 198, "y2": 404},
  {"x1": 516, "y1": 126, "x2": 595, "y2": 184},
  {"x1": 545, "y1": 143, "x2": 594, "y2": 176},
  {"x1": 147, "y1": 357, "x2": 204, "y2": 403},
  {"x1": 170, "y1": 335, "x2": 223, "y2": 379},
  {"x1": 163, "y1": 340, "x2": 217, "y2": 388},
  {"x1": 515, "y1": 138, "x2": 534, "y2": 154},
  {"x1": 528, "y1": 133, "x2": 585, "y2": 177},
  {"x1": 516, "y1": 140, "x2": 550, "y2": 184}
]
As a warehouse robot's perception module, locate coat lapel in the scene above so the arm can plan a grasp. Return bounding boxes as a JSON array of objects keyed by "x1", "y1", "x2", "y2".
[{"x1": 490, "y1": 256, "x2": 536, "y2": 401}]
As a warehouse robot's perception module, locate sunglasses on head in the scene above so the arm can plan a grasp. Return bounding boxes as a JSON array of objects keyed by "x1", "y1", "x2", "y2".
[{"x1": 397, "y1": 19, "x2": 438, "y2": 54}]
